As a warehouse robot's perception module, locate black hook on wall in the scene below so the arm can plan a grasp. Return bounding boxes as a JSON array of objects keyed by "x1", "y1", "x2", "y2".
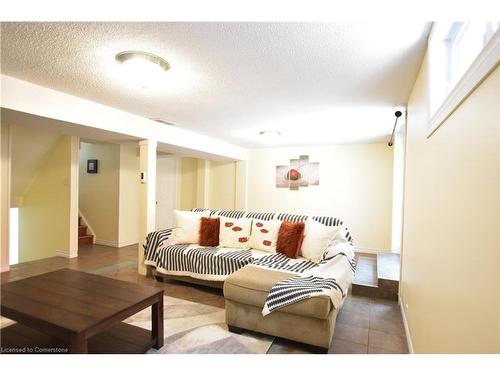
[{"x1": 388, "y1": 110, "x2": 403, "y2": 147}]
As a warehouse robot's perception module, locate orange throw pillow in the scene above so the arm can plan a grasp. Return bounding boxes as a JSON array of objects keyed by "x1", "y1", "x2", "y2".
[
  {"x1": 199, "y1": 217, "x2": 220, "y2": 247},
  {"x1": 276, "y1": 221, "x2": 305, "y2": 259}
]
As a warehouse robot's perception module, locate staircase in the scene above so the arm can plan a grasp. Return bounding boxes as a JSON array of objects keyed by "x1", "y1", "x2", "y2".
[
  {"x1": 78, "y1": 216, "x2": 94, "y2": 247},
  {"x1": 352, "y1": 252, "x2": 400, "y2": 301}
]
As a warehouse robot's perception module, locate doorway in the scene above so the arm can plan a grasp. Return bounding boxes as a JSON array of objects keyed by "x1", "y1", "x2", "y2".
[{"x1": 156, "y1": 156, "x2": 177, "y2": 230}]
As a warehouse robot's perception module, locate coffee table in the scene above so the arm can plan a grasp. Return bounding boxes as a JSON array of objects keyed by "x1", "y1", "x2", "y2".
[{"x1": 0, "y1": 269, "x2": 164, "y2": 354}]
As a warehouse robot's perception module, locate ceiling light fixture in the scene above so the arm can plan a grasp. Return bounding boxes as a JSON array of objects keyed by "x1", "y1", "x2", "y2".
[
  {"x1": 115, "y1": 51, "x2": 170, "y2": 89},
  {"x1": 259, "y1": 130, "x2": 281, "y2": 136},
  {"x1": 149, "y1": 118, "x2": 176, "y2": 126},
  {"x1": 258, "y1": 130, "x2": 282, "y2": 145}
]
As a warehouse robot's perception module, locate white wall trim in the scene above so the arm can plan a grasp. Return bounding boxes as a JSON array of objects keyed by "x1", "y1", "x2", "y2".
[
  {"x1": 55, "y1": 250, "x2": 78, "y2": 259},
  {"x1": 68, "y1": 136, "x2": 79, "y2": 258},
  {"x1": 355, "y1": 247, "x2": 390, "y2": 254},
  {"x1": 399, "y1": 295, "x2": 415, "y2": 354},
  {"x1": 95, "y1": 238, "x2": 139, "y2": 248},
  {"x1": 118, "y1": 240, "x2": 139, "y2": 248},
  {"x1": 94, "y1": 239, "x2": 119, "y2": 247},
  {"x1": 428, "y1": 29, "x2": 500, "y2": 137}
]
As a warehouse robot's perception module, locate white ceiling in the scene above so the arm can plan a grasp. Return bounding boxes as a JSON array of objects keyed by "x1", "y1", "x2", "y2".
[{"x1": 0, "y1": 22, "x2": 431, "y2": 147}]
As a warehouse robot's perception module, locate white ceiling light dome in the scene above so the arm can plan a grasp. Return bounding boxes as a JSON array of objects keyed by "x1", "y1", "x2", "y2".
[{"x1": 115, "y1": 51, "x2": 170, "y2": 89}]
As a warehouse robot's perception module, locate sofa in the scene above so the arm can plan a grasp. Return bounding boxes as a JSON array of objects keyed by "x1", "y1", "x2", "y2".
[{"x1": 144, "y1": 208, "x2": 355, "y2": 352}]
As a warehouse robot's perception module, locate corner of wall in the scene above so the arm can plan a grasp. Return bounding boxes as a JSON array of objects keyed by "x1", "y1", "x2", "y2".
[{"x1": 0, "y1": 122, "x2": 11, "y2": 271}]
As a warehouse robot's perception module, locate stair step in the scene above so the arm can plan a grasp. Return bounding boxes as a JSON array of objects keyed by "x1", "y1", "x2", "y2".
[
  {"x1": 78, "y1": 235, "x2": 93, "y2": 246},
  {"x1": 353, "y1": 254, "x2": 378, "y2": 286},
  {"x1": 78, "y1": 225, "x2": 87, "y2": 236},
  {"x1": 352, "y1": 252, "x2": 400, "y2": 301},
  {"x1": 377, "y1": 253, "x2": 400, "y2": 281}
]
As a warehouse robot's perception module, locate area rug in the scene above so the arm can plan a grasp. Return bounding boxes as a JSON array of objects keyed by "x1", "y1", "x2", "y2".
[{"x1": 124, "y1": 295, "x2": 274, "y2": 354}]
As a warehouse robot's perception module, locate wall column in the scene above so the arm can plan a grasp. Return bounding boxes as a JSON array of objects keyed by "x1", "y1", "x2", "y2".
[
  {"x1": 0, "y1": 123, "x2": 10, "y2": 272},
  {"x1": 68, "y1": 136, "x2": 79, "y2": 258},
  {"x1": 235, "y1": 160, "x2": 248, "y2": 211},
  {"x1": 196, "y1": 159, "x2": 209, "y2": 208},
  {"x1": 138, "y1": 140, "x2": 157, "y2": 275}
]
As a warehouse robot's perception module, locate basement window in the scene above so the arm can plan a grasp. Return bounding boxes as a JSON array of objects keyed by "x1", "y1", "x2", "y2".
[
  {"x1": 9, "y1": 208, "x2": 19, "y2": 265},
  {"x1": 428, "y1": 22, "x2": 499, "y2": 136}
]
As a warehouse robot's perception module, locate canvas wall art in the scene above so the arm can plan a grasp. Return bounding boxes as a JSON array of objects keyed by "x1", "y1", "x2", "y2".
[
  {"x1": 275, "y1": 155, "x2": 319, "y2": 190},
  {"x1": 275, "y1": 165, "x2": 289, "y2": 188}
]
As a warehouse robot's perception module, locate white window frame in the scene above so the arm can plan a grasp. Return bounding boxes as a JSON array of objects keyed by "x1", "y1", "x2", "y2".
[
  {"x1": 9, "y1": 207, "x2": 19, "y2": 265},
  {"x1": 428, "y1": 25, "x2": 500, "y2": 137}
]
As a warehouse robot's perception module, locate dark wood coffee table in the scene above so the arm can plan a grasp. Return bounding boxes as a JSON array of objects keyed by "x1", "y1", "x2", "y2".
[{"x1": 0, "y1": 269, "x2": 164, "y2": 354}]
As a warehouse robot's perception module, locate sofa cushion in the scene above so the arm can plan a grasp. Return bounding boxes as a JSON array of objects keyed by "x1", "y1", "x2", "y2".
[
  {"x1": 300, "y1": 219, "x2": 343, "y2": 263},
  {"x1": 199, "y1": 217, "x2": 220, "y2": 247},
  {"x1": 276, "y1": 221, "x2": 305, "y2": 259},
  {"x1": 191, "y1": 208, "x2": 353, "y2": 244},
  {"x1": 249, "y1": 219, "x2": 282, "y2": 252},
  {"x1": 172, "y1": 209, "x2": 210, "y2": 244},
  {"x1": 223, "y1": 266, "x2": 333, "y2": 319},
  {"x1": 219, "y1": 217, "x2": 252, "y2": 248}
]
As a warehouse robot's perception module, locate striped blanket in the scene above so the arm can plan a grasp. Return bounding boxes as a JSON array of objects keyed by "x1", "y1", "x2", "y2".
[
  {"x1": 262, "y1": 250, "x2": 356, "y2": 316},
  {"x1": 144, "y1": 228, "x2": 355, "y2": 312},
  {"x1": 146, "y1": 244, "x2": 256, "y2": 280},
  {"x1": 144, "y1": 244, "x2": 321, "y2": 281}
]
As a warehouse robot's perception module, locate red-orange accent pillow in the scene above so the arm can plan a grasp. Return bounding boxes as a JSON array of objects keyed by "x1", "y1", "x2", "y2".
[
  {"x1": 276, "y1": 221, "x2": 305, "y2": 259},
  {"x1": 199, "y1": 217, "x2": 220, "y2": 247}
]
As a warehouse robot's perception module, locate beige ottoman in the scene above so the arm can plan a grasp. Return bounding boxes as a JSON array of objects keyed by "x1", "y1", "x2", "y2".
[{"x1": 223, "y1": 266, "x2": 340, "y2": 352}]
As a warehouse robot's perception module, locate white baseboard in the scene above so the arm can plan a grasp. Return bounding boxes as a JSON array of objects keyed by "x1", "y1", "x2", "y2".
[
  {"x1": 55, "y1": 250, "x2": 78, "y2": 258},
  {"x1": 95, "y1": 239, "x2": 138, "y2": 248},
  {"x1": 399, "y1": 295, "x2": 415, "y2": 354},
  {"x1": 1, "y1": 265, "x2": 10, "y2": 273},
  {"x1": 118, "y1": 240, "x2": 139, "y2": 248},
  {"x1": 355, "y1": 247, "x2": 391, "y2": 254},
  {"x1": 95, "y1": 239, "x2": 118, "y2": 247}
]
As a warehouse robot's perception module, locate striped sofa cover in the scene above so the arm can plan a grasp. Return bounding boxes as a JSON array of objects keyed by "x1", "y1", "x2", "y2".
[{"x1": 144, "y1": 208, "x2": 353, "y2": 282}]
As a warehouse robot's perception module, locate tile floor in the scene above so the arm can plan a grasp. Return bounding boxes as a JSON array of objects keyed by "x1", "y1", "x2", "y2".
[{"x1": 1, "y1": 244, "x2": 408, "y2": 354}]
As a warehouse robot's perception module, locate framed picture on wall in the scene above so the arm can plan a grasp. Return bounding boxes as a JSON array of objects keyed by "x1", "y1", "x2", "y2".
[
  {"x1": 87, "y1": 159, "x2": 98, "y2": 174},
  {"x1": 275, "y1": 155, "x2": 319, "y2": 190}
]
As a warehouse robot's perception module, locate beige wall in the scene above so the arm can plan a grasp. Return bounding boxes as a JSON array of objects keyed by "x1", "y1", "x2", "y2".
[
  {"x1": 177, "y1": 157, "x2": 237, "y2": 211},
  {"x1": 79, "y1": 142, "x2": 141, "y2": 247},
  {"x1": 0, "y1": 123, "x2": 10, "y2": 270},
  {"x1": 19, "y1": 136, "x2": 72, "y2": 262},
  {"x1": 9, "y1": 125, "x2": 60, "y2": 204},
  {"x1": 246, "y1": 144, "x2": 394, "y2": 251},
  {"x1": 178, "y1": 157, "x2": 199, "y2": 210},
  {"x1": 391, "y1": 122, "x2": 406, "y2": 253},
  {"x1": 207, "y1": 160, "x2": 236, "y2": 210},
  {"x1": 235, "y1": 160, "x2": 247, "y2": 210},
  {"x1": 196, "y1": 159, "x2": 209, "y2": 208},
  {"x1": 118, "y1": 144, "x2": 140, "y2": 246},
  {"x1": 79, "y1": 142, "x2": 120, "y2": 245},
  {"x1": 401, "y1": 56, "x2": 499, "y2": 353}
]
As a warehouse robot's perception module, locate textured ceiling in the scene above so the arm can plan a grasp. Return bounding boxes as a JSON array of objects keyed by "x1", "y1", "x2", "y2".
[{"x1": 0, "y1": 22, "x2": 430, "y2": 147}]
